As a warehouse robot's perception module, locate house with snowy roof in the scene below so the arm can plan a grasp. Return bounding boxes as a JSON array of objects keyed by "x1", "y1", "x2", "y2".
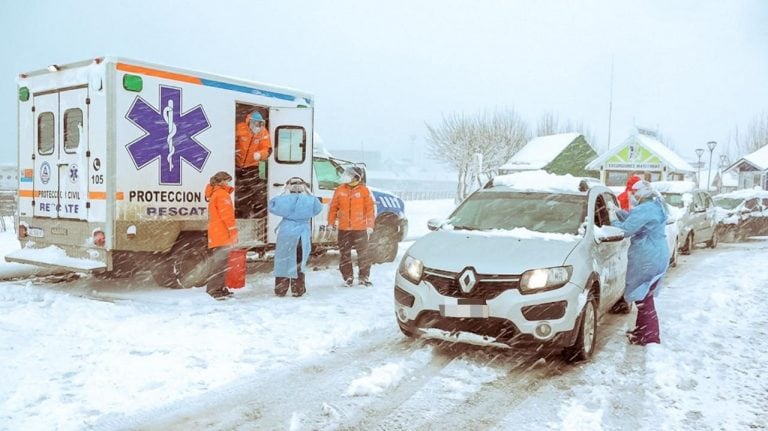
[
  {"x1": 585, "y1": 130, "x2": 694, "y2": 187},
  {"x1": 723, "y1": 145, "x2": 768, "y2": 190},
  {"x1": 498, "y1": 133, "x2": 597, "y2": 177}
]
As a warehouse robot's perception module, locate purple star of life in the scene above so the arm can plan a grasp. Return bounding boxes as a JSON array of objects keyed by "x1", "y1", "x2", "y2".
[{"x1": 125, "y1": 85, "x2": 211, "y2": 185}]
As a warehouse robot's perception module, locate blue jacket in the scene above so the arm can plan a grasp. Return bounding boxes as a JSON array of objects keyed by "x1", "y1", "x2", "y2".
[
  {"x1": 268, "y1": 194, "x2": 323, "y2": 278},
  {"x1": 613, "y1": 197, "x2": 670, "y2": 302}
]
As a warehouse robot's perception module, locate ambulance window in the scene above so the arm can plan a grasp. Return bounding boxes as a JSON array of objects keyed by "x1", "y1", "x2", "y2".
[
  {"x1": 275, "y1": 126, "x2": 306, "y2": 164},
  {"x1": 38, "y1": 112, "x2": 55, "y2": 155},
  {"x1": 63, "y1": 108, "x2": 83, "y2": 153}
]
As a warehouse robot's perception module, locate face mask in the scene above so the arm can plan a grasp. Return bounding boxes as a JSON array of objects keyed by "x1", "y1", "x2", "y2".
[
  {"x1": 340, "y1": 174, "x2": 353, "y2": 183},
  {"x1": 249, "y1": 123, "x2": 262, "y2": 134}
]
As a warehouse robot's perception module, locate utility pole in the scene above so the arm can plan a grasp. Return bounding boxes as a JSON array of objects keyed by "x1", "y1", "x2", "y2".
[{"x1": 606, "y1": 56, "x2": 614, "y2": 150}]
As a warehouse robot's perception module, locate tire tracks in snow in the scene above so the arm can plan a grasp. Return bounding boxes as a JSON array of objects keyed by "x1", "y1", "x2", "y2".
[{"x1": 93, "y1": 327, "x2": 457, "y2": 430}]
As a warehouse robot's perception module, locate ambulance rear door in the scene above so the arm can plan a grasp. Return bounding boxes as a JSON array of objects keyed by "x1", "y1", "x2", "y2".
[{"x1": 267, "y1": 107, "x2": 313, "y2": 244}]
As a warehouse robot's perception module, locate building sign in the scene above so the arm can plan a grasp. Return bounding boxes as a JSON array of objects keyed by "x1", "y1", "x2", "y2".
[{"x1": 605, "y1": 144, "x2": 662, "y2": 170}]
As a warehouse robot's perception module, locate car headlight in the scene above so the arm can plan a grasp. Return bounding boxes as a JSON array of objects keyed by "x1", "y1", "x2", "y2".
[
  {"x1": 398, "y1": 254, "x2": 424, "y2": 284},
  {"x1": 519, "y1": 266, "x2": 573, "y2": 294}
]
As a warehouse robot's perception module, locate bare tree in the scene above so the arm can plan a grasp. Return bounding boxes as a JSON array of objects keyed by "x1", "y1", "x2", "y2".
[
  {"x1": 740, "y1": 112, "x2": 768, "y2": 155},
  {"x1": 426, "y1": 109, "x2": 528, "y2": 201}
]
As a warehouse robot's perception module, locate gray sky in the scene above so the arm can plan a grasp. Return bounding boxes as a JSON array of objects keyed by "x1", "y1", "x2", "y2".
[{"x1": 1, "y1": 0, "x2": 766, "y2": 167}]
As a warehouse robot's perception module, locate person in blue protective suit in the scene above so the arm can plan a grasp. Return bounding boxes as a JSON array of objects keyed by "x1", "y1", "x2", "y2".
[
  {"x1": 611, "y1": 179, "x2": 669, "y2": 345},
  {"x1": 268, "y1": 177, "x2": 323, "y2": 297}
]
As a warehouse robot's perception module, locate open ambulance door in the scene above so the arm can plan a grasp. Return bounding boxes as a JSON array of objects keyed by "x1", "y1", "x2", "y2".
[{"x1": 267, "y1": 107, "x2": 313, "y2": 244}]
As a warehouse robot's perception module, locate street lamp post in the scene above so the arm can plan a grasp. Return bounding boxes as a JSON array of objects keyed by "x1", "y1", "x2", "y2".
[
  {"x1": 719, "y1": 154, "x2": 728, "y2": 193},
  {"x1": 695, "y1": 148, "x2": 705, "y2": 188},
  {"x1": 706, "y1": 141, "x2": 717, "y2": 192}
]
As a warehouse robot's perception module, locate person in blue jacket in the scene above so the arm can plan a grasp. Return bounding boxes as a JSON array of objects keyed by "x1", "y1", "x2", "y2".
[
  {"x1": 611, "y1": 180, "x2": 669, "y2": 345},
  {"x1": 268, "y1": 177, "x2": 323, "y2": 297}
]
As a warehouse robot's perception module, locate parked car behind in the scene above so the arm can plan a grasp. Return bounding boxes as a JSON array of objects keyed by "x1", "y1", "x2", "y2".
[
  {"x1": 394, "y1": 171, "x2": 630, "y2": 363},
  {"x1": 713, "y1": 188, "x2": 768, "y2": 242},
  {"x1": 653, "y1": 181, "x2": 718, "y2": 254}
]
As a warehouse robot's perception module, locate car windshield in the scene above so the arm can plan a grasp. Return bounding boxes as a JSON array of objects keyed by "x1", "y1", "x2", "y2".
[
  {"x1": 662, "y1": 193, "x2": 684, "y2": 208},
  {"x1": 447, "y1": 191, "x2": 587, "y2": 234},
  {"x1": 713, "y1": 197, "x2": 743, "y2": 210}
]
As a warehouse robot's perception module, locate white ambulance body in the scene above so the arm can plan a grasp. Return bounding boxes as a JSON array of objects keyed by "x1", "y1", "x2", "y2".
[{"x1": 8, "y1": 57, "x2": 407, "y2": 288}]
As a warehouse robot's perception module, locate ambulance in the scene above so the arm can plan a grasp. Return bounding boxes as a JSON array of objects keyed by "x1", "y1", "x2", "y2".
[{"x1": 8, "y1": 57, "x2": 407, "y2": 288}]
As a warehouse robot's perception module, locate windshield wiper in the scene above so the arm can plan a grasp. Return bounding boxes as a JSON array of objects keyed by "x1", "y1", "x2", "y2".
[{"x1": 452, "y1": 224, "x2": 481, "y2": 231}]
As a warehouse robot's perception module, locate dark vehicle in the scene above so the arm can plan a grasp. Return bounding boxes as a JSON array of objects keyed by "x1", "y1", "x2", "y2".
[{"x1": 713, "y1": 189, "x2": 768, "y2": 242}]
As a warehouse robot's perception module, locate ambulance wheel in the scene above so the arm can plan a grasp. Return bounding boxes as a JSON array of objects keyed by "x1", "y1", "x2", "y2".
[
  {"x1": 371, "y1": 223, "x2": 399, "y2": 264},
  {"x1": 151, "y1": 238, "x2": 209, "y2": 289}
]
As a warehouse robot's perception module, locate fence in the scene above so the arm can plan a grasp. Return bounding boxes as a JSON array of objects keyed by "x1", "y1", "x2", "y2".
[{"x1": 0, "y1": 191, "x2": 15, "y2": 233}]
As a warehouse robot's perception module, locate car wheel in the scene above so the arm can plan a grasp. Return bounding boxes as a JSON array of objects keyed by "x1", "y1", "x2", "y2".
[
  {"x1": 563, "y1": 294, "x2": 598, "y2": 363},
  {"x1": 151, "y1": 238, "x2": 210, "y2": 289},
  {"x1": 706, "y1": 228, "x2": 718, "y2": 249},
  {"x1": 681, "y1": 232, "x2": 694, "y2": 255},
  {"x1": 670, "y1": 238, "x2": 678, "y2": 267},
  {"x1": 397, "y1": 318, "x2": 419, "y2": 339},
  {"x1": 371, "y1": 223, "x2": 399, "y2": 264},
  {"x1": 610, "y1": 297, "x2": 632, "y2": 314}
]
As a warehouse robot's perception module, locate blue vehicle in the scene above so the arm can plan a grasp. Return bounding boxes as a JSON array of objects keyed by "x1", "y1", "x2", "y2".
[{"x1": 312, "y1": 155, "x2": 408, "y2": 263}]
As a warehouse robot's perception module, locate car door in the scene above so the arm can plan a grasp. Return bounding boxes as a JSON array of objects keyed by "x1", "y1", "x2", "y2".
[
  {"x1": 699, "y1": 192, "x2": 716, "y2": 241},
  {"x1": 593, "y1": 191, "x2": 628, "y2": 309}
]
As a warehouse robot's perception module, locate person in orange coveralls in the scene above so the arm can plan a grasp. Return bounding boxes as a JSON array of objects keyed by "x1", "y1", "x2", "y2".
[
  {"x1": 235, "y1": 110, "x2": 271, "y2": 218},
  {"x1": 205, "y1": 171, "x2": 238, "y2": 299},
  {"x1": 328, "y1": 166, "x2": 375, "y2": 287}
]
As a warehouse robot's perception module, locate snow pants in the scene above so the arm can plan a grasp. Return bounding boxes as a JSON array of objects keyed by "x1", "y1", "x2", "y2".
[
  {"x1": 275, "y1": 239, "x2": 305, "y2": 297},
  {"x1": 235, "y1": 167, "x2": 266, "y2": 219},
  {"x1": 207, "y1": 246, "x2": 231, "y2": 296},
  {"x1": 338, "y1": 229, "x2": 370, "y2": 282},
  {"x1": 632, "y1": 281, "x2": 661, "y2": 344}
]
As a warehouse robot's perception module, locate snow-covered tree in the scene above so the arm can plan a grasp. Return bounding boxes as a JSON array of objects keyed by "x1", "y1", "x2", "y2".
[{"x1": 426, "y1": 109, "x2": 528, "y2": 201}]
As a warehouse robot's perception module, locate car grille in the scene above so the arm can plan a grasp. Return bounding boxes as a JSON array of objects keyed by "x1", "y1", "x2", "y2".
[{"x1": 422, "y1": 267, "x2": 520, "y2": 300}]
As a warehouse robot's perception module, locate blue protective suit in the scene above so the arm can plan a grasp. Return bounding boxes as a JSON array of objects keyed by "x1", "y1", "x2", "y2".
[
  {"x1": 613, "y1": 197, "x2": 670, "y2": 302},
  {"x1": 268, "y1": 194, "x2": 323, "y2": 278}
]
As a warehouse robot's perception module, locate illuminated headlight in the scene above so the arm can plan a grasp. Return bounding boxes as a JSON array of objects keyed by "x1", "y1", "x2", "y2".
[
  {"x1": 520, "y1": 266, "x2": 573, "y2": 294},
  {"x1": 398, "y1": 254, "x2": 424, "y2": 284}
]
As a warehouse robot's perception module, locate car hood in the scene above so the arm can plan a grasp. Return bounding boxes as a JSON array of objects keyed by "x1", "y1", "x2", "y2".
[{"x1": 408, "y1": 229, "x2": 581, "y2": 274}]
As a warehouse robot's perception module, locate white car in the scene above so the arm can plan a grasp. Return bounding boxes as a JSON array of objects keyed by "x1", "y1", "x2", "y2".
[
  {"x1": 654, "y1": 181, "x2": 718, "y2": 254},
  {"x1": 394, "y1": 171, "x2": 629, "y2": 362}
]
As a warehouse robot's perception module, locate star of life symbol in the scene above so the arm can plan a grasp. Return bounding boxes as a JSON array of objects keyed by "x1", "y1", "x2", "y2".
[
  {"x1": 69, "y1": 164, "x2": 79, "y2": 183},
  {"x1": 125, "y1": 85, "x2": 211, "y2": 185},
  {"x1": 458, "y1": 268, "x2": 477, "y2": 293}
]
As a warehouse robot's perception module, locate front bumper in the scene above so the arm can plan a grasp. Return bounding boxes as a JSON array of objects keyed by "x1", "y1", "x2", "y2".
[{"x1": 394, "y1": 271, "x2": 583, "y2": 345}]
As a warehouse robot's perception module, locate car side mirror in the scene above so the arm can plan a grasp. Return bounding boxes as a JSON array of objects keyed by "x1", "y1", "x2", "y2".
[
  {"x1": 427, "y1": 218, "x2": 445, "y2": 231},
  {"x1": 595, "y1": 225, "x2": 625, "y2": 242}
]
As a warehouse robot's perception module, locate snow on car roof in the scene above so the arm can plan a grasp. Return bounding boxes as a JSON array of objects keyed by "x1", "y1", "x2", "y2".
[
  {"x1": 652, "y1": 180, "x2": 697, "y2": 194},
  {"x1": 491, "y1": 170, "x2": 591, "y2": 194},
  {"x1": 713, "y1": 187, "x2": 768, "y2": 200}
]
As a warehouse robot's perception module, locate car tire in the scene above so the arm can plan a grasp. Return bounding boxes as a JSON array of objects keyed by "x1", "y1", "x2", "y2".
[
  {"x1": 706, "y1": 228, "x2": 718, "y2": 249},
  {"x1": 151, "y1": 238, "x2": 210, "y2": 289},
  {"x1": 371, "y1": 223, "x2": 399, "y2": 264},
  {"x1": 609, "y1": 297, "x2": 632, "y2": 314},
  {"x1": 670, "y1": 238, "x2": 678, "y2": 267},
  {"x1": 681, "y1": 232, "x2": 694, "y2": 255},
  {"x1": 563, "y1": 294, "x2": 598, "y2": 363},
  {"x1": 397, "y1": 318, "x2": 419, "y2": 339}
]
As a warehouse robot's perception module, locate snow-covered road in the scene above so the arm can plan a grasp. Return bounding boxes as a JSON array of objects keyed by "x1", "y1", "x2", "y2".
[{"x1": 1, "y1": 199, "x2": 766, "y2": 430}]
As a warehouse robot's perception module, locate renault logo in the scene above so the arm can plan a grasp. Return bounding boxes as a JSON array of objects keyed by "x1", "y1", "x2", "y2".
[{"x1": 458, "y1": 268, "x2": 477, "y2": 293}]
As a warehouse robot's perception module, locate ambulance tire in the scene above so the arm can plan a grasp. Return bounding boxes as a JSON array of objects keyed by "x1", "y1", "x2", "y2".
[
  {"x1": 371, "y1": 222, "x2": 399, "y2": 264},
  {"x1": 151, "y1": 237, "x2": 210, "y2": 289}
]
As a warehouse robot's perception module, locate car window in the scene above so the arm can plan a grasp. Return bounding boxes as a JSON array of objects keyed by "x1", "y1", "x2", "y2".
[
  {"x1": 762, "y1": 198, "x2": 768, "y2": 209},
  {"x1": 713, "y1": 197, "x2": 742, "y2": 210},
  {"x1": 594, "y1": 195, "x2": 611, "y2": 227},
  {"x1": 662, "y1": 193, "x2": 684, "y2": 208},
  {"x1": 448, "y1": 191, "x2": 587, "y2": 234},
  {"x1": 745, "y1": 198, "x2": 759, "y2": 211},
  {"x1": 313, "y1": 157, "x2": 343, "y2": 190},
  {"x1": 692, "y1": 193, "x2": 705, "y2": 211}
]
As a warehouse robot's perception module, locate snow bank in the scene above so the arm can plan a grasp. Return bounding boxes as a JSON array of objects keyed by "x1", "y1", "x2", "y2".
[{"x1": 493, "y1": 170, "x2": 586, "y2": 193}]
